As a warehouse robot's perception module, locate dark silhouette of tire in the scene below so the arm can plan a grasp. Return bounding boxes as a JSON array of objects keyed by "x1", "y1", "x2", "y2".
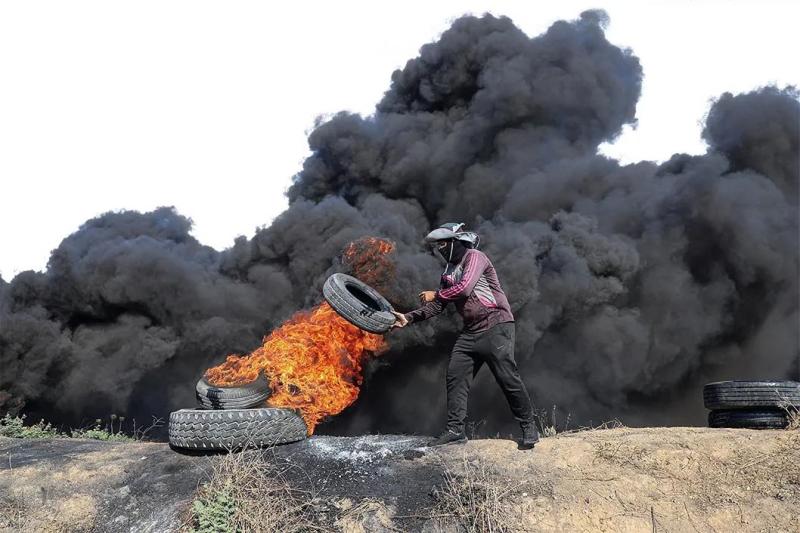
[
  {"x1": 323, "y1": 273, "x2": 395, "y2": 334},
  {"x1": 169, "y1": 408, "x2": 307, "y2": 450},
  {"x1": 195, "y1": 374, "x2": 271, "y2": 410},
  {"x1": 708, "y1": 409, "x2": 789, "y2": 429},
  {"x1": 703, "y1": 381, "x2": 800, "y2": 410}
]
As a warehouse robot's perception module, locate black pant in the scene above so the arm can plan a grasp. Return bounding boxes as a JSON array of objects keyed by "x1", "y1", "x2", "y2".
[{"x1": 446, "y1": 322, "x2": 534, "y2": 433}]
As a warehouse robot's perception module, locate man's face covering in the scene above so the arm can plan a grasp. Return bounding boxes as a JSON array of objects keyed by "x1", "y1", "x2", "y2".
[{"x1": 433, "y1": 239, "x2": 467, "y2": 264}]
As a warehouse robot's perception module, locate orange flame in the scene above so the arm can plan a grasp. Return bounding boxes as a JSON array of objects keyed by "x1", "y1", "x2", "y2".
[
  {"x1": 204, "y1": 237, "x2": 396, "y2": 434},
  {"x1": 342, "y1": 237, "x2": 396, "y2": 291}
]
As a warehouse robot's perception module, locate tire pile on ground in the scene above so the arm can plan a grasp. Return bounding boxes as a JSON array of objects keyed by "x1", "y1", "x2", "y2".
[
  {"x1": 704, "y1": 380, "x2": 799, "y2": 429},
  {"x1": 169, "y1": 374, "x2": 308, "y2": 451},
  {"x1": 169, "y1": 273, "x2": 394, "y2": 451}
]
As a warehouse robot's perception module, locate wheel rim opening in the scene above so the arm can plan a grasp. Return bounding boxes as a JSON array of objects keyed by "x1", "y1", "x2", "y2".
[{"x1": 345, "y1": 284, "x2": 382, "y2": 311}]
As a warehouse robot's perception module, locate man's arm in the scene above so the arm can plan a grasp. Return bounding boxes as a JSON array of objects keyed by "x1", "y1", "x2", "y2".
[
  {"x1": 436, "y1": 251, "x2": 487, "y2": 301},
  {"x1": 403, "y1": 299, "x2": 446, "y2": 324}
]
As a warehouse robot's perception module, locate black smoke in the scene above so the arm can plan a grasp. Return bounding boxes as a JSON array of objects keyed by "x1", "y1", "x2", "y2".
[{"x1": 1, "y1": 11, "x2": 797, "y2": 436}]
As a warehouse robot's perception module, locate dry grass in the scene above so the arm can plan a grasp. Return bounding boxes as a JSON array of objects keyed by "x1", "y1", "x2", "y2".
[
  {"x1": 184, "y1": 449, "x2": 320, "y2": 533},
  {"x1": 0, "y1": 489, "x2": 97, "y2": 533},
  {"x1": 0, "y1": 491, "x2": 29, "y2": 531},
  {"x1": 532, "y1": 405, "x2": 626, "y2": 438},
  {"x1": 430, "y1": 428, "x2": 800, "y2": 532},
  {"x1": 532, "y1": 405, "x2": 568, "y2": 437},
  {"x1": 430, "y1": 455, "x2": 524, "y2": 533},
  {"x1": 587, "y1": 427, "x2": 800, "y2": 517},
  {"x1": 558, "y1": 418, "x2": 626, "y2": 435},
  {"x1": 467, "y1": 405, "x2": 622, "y2": 441},
  {"x1": 786, "y1": 409, "x2": 800, "y2": 430},
  {"x1": 778, "y1": 393, "x2": 800, "y2": 430},
  {"x1": 334, "y1": 497, "x2": 400, "y2": 533}
]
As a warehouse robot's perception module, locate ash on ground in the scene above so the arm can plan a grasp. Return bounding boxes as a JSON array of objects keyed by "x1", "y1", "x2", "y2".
[
  {"x1": 267, "y1": 434, "x2": 439, "y2": 528},
  {"x1": 305, "y1": 435, "x2": 429, "y2": 463}
]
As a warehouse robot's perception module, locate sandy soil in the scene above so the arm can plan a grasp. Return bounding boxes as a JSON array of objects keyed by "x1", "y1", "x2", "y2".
[
  {"x1": 0, "y1": 437, "x2": 214, "y2": 532},
  {"x1": 430, "y1": 427, "x2": 800, "y2": 533},
  {"x1": 1, "y1": 427, "x2": 797, "y2": 532}
]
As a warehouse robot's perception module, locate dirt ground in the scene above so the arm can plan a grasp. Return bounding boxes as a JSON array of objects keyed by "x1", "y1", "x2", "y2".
[
  {"x1": 429, "y1": 427, "x2": 800, "y2": 533},
  {"x1": 0, "y1": 427, "x2": 797, "y2": 532},
  {"x1": 0, "y1": 437, "x2": 214, "y2": 532}
]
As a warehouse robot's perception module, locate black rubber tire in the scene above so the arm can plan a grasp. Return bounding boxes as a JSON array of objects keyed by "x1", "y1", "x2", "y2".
[
  {"x1": 323, "y1": 273, "x2": 395, "y2": 334},
  {"x1": 703, "y1": 380, "x2": 800, "y2": 410},
  {"x1": 169, "y1": 408, "x2": 307, "y2": 450},
  {"x1": 708, "y1": 409, "x2": 789, "y2": 429},
  {"x1": 195, "y1": 375, "x2": 270, "y2": 410}
]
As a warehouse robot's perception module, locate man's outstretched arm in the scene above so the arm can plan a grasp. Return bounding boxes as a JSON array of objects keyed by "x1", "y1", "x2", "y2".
[{"x1": 403, "y1": 299, "x2": 446, "y2": 324}]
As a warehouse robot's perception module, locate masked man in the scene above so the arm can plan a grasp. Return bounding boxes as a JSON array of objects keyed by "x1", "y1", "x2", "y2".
[{"x1": 392, "y1": 223, "x2": 539, "y2": 449}]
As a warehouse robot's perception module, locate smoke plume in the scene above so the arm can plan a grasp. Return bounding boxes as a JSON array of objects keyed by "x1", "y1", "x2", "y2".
[{"x1": 1, "y1": 11, "x2": 797, "y2": 436}]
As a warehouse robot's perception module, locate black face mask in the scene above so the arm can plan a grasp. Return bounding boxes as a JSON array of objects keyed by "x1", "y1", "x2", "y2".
[{"x1": 434, "y1": 239, "x2": 467, "y2": 264}]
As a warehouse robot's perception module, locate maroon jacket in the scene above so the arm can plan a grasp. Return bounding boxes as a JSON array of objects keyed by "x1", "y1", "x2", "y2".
[{"x1": 404, "y1": 248, "x2": 514, "y2": 333}]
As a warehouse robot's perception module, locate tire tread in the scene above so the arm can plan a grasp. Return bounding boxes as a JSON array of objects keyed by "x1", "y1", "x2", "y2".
[
  {"x1": 322, "y1": 273, "x2": 395, "y2": 334},
  {"x1": 703, "y1": 381, "x2": 800, "y2": 410},
  {"x1": 168, "y1": 408, "x2": 307, "y2": 449},
  {"x1": 195, "y1": 376, "x2": 271, "y2": 410},
  {"x1": 708, "y1": 409, "x2": 789, "y2": 429}
]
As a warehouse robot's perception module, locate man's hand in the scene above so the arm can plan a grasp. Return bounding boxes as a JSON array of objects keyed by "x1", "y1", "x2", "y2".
[
  {"x1": 418, "y1": 291, "x2": 437, "y2": 304},
  {"x1": 391, "y1": 311, "x2": 409, "y2": 329}
]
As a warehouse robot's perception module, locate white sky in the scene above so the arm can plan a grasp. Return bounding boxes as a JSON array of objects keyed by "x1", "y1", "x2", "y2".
[{"x1": 1, "y1": 0, "x2": 798, "y2": 279}]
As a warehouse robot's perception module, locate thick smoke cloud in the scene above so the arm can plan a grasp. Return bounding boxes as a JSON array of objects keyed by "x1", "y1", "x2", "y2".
[
  {"x1": 703, "y1": 86, "x2": 799, "y2": 201},
  {"x1": 1, "y1": 11, "x2": 797, "y2": 436},
  {"x1": 0, "y1": 208, "x2": 286, "y2": 419}
]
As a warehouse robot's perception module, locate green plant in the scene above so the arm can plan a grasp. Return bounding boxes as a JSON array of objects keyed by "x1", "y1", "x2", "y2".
[
  {"x1": 1, "y1": 412, "x2": 163, "y2": 441},
  {"x1": 186, "y1": 448, "x2": 319, "y2": 532},
  {"x1": 0, "y1": 414, "x2": 62, "y2": 439},
  {"x1": 71, "y1": 415, "x2": 134, "y2": 441},
  {"x1": 190, "y1": 483, "x2": 236, "y2": 533},
  {"x1": 71, "y1": 425, "x2": 132, "y2": 441}
]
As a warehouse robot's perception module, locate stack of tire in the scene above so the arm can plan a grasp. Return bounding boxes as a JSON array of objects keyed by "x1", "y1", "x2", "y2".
[
  {"x1": 169, "y1": 374, "x2": 307, "y2": 451},
  {"x1": 168, "y1": 273, "x2": 395, "y2": 451},
  {"x1": 704, "y1": 380, "x2": 800, "y2": 429}
]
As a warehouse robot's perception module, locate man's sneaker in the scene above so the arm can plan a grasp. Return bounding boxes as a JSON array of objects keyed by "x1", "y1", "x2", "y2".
[
  {"x1": 519, "y1": 422, "x2": 540, "y2": 450},
  {"x1": 429, "y1": 429, "x2": 467, "y2": 447}
]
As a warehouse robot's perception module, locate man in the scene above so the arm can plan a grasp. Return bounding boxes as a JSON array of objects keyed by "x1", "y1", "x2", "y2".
[{"x1": 392, "y1": 223, "x2": 540, "y2": 449}]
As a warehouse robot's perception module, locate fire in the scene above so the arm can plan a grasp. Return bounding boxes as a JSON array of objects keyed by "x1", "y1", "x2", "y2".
[
  {"x1": 206, "y1": 303, "x2": 386, "y2": 434},
  {"x1": 204, "y1": 236, "x2": 396, "y2": 434},
  {"x1": 342, "y1": 237, "x2": 395, "y2": 291}
]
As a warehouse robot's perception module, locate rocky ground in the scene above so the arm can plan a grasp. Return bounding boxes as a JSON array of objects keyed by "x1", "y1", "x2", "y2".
[{"x1": 1, "y1": 427, "x2": 798, "y2": 532}]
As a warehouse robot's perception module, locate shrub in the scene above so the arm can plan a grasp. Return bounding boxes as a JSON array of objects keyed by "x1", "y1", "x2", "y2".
[
  {"x1": 0, "y1": 412, "x2": 162, "y2": 441},
  {"x1": 0, "y1": 414, "x2": 62, "y2": 439},
  {"x1": 71, "y1": 416, "x2": 133, "y2": 442},
  {"x1": 191, "y1": 483, "x2": 236, "y2": 533},
  {"x1": 431, "y1": 456, "x2": 518, "y2": 533},
  {"x1": 187, "y1": 449, "x2": 318, "y2": 532}
]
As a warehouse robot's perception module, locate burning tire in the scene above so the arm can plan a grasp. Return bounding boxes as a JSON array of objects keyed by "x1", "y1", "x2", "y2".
[
  {"x1": 323, "y1": 273, "x2": 395, "y2": 334},
  {"x1": 708, "y1": 409, "x2": 790, "y2": 430},
  {"x1": 169, "y1": 408, "x2": 307, "y2": 450},
  {"x1": 195, "y1": 374, "x2": 271, "y2": 410},
  {"x1": 703, "y1": 380, "x2": 800, "y2": 410}
]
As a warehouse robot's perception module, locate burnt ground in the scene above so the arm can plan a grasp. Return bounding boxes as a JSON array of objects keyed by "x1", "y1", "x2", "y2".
[
  {"x1": 0, "y1": 434, "x2": 440, "y2": 532},
  {"x1": 265, "y1": 435, "x2": 439, "y2": 523},
  {"x1": 2, "y1": 427, "x2": 799, "y2": 532},
  {"x1": 0, "y1": 436, "x2": 214, "y2": 532}
]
